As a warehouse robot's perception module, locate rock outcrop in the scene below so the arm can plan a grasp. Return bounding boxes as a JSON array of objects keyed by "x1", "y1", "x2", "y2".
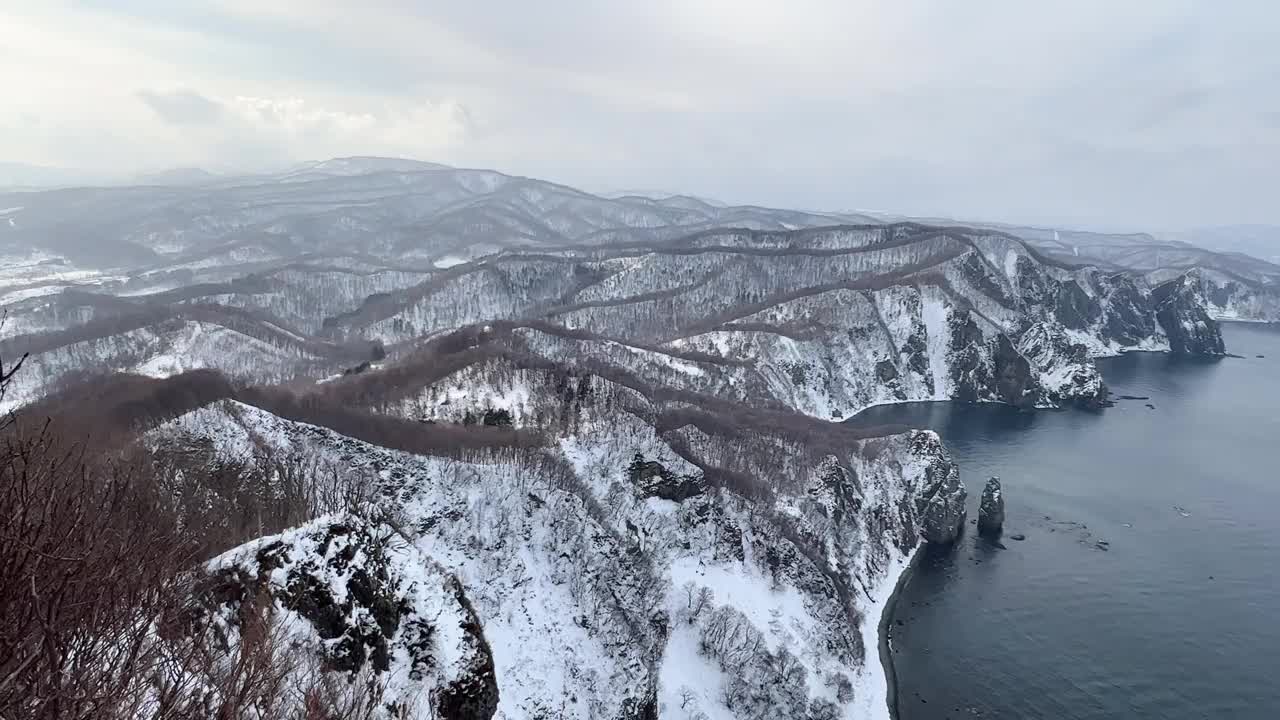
[
  {"x1": 201, "y1": 515, "x2": 500, "y2": 720},
  {"x1": 626, "y1": 453, "x2": 705, "y2": 501},
  {"x1": 948, "y1": 311, "x2": 1040, "y2": 408},
  {"x1": 1152, "y1": 274, "x2": 1227, "y2": 355},
  {"x1": 1185, "y1": 267, "x2": 1280, "y2": 324},
  {"x1": 1015, "y1": 321, "x2": 1107, "y2": 408},
  {"x1": 978, "y1": 477, "x2": 1005, "y2": 535},
  {"x1": 912, "y1": 432, "x2": 968, "y2": 544}
]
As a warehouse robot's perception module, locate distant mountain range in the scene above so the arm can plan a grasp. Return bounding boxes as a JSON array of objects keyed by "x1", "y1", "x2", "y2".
[{"x1": 1158, "y1": 224, "x2": 1280, "y2": 265}]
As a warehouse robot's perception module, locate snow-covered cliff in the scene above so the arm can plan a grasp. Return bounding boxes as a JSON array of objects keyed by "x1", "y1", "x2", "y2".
[
  {"x1": 143, "y1": 360, "x2": 964, "y2": 720},
  {"x1": 1176, "y1": 267, "x2": 1280, "y2": 325}
]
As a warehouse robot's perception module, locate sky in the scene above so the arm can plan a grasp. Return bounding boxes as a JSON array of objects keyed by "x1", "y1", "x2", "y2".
[{"x1": 3, "y1": 0, "x2": 1279, "y2": 230}]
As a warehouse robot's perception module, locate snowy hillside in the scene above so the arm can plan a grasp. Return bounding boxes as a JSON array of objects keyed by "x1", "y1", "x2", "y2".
[
  {"x1": 138, "y1": 357, "x2": 963, "y2": 720},
  {"x1": 2, "y1": 221, "x2": 1229, "y2": 420}
]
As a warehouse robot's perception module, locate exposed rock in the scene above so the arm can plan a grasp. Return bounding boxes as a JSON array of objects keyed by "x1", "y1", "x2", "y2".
[
  {"x1": 978, "y1": 477, "x2": 1005, "y2": 534},
  {"x1": 902, "y1": 333, "x2": 931, "y2": 379},
  {"x1": 627, "y1": 452, "x2": 705, "y2": 501},
  {"x1": 991, "y1": 334, "x2": 1036, "y2": 407},
  {"x1": 1054, "y1": 279, "x2": 1102, "y2": 330},
  {"x1": 434, "y1": 577, "x2": 501, "y2": 720},
  {"x1": 948, "y1": 311, "x2": 1039, "y2": 408},
  {"x1": 959, "y1": 252, "x2": 1013, "y2": 307},
  {"x1": 1095, "y1": 272, "x2": 1160, "y2": 346},
  {"x1": 1009, "y1": 533, "x2": 1026, "y2": 541},
  {"x1": 912, "y1": 432, "x2": 967, "y2": 544},
  {"x1": 1188, "y1": 267, "x2": 1280, "y2": 324},
  {"x1": 1152, "y1": 273, "x2": 1227, "y2": 355},
  {"x1": 948, "y1": 309, "x2": 991, "y2": 404},
  {"x1": 343, "y1": 360, "x2": 372, "y2": 376},
  {"x1": 875, "y1": 358, "x2": 899, "y2": 383},
  {"x1": 200, "y1": 515, "x2": 500, "y2": 720},
  {"x1": 1015, "y1": 321, "x2": 1106, "y2": 408}
]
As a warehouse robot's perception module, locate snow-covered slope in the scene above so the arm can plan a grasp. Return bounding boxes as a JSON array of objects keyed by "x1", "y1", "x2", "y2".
[
  {"x1": 358, "y1": 227, "x2": 1217, "y2": 418},
  {"x1": 4, "y1": 223, "x2": 1227, "y2": 418},
  {"x1": 202, "y1": 514, "x2": 499, "y2": 720},
  {"x1": 0, "y1": 319, "x2": 332, "y2": 413},
  {"x1": 1175, "y1": 267, "x2": 1280, "y2": 324},
  {"x1": 143, "y1": 374, "x2": 964, "y2": 720}
]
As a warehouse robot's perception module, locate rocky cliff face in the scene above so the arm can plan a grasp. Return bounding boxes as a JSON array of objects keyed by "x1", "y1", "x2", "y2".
[
  {"x1": 1152, "y1": 274, "x2": 1227, "y2": 355},
  {"x1": 912, "y1": 432, "x2": 968, "y2": 545},
  {"x1": 199, "y1": 515, "x2": 500, "y2": 720},
  {"x1": 144, "y1": 366, "x2": 964, "y2": 720},
  {"x1": 1178, "y1": 267, "x2": 1280, "y2": 324}
]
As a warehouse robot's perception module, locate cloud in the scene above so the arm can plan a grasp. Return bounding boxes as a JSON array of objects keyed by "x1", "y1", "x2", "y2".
[
  {"x1": 130, "y1": 88, "x2": 476, "y2": 170},
  {"x1": 221, "y1": 95, "x2": 473, "y2": 165},
  {"x1": 137, "y1": 89, "x2": 224, "y2": 125},
  {"x1": 3, "y1": 1, "x2": 1280, "y2": 228}
]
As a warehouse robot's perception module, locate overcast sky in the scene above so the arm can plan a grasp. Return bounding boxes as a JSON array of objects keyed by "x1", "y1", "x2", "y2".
[{"x1": 3, "y1": 1, "x2": 1278, "y2": 229}]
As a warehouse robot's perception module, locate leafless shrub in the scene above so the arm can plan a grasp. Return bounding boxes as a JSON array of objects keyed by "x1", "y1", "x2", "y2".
[
  {"x1": 0, "y1": 352, "x2": 418, "y2": 720},
  {"x1": 0, "y1": 422, "x2": 201, "y2": 720}
]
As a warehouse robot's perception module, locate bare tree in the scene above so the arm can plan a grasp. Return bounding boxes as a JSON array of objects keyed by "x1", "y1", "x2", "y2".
[{"x1": 0, "y1": 346, "x2": 414, "y2": 720}]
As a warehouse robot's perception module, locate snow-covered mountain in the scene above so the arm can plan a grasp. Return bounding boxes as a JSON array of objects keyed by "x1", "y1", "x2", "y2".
[
  {"x1": 0, "y1": 221, "x2": 1226, "y2": 415},
  {"x1": 0, "y1": 158, "x2": 1238, "y2": 719},
  {"x1": 866, "y1": 213, "x2": 1280, "y2": 324}
]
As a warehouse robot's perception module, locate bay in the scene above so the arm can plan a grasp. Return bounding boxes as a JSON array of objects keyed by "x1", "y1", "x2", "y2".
[{"x1": 851, "y1": 323, "x2": 1280, "y2": 719}]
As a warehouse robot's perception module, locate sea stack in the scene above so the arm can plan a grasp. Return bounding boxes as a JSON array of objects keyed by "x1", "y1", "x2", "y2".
[{"x1": 978, "y1": 477, "x2": 1005, "y2": 535}]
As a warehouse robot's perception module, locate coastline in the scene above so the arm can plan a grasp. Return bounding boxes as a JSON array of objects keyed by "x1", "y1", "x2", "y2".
[{"x1": 878, "y1": 545, "x2": 924, "y2": 720}]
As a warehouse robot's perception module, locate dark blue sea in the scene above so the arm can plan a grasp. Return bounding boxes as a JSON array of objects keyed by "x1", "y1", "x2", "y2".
[{"x1": 852, "y1": 323, "x2": 1280, "y2": 719}]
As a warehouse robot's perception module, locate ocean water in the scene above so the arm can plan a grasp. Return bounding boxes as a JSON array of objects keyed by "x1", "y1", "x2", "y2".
[{"x1": 853, "y1": 323, "x2": 1280, "y2": 720}]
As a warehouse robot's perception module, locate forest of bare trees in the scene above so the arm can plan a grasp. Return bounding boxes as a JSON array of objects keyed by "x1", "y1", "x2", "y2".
[{"x1": 0, "y1": 345, "x2": 417, "y2": 720}]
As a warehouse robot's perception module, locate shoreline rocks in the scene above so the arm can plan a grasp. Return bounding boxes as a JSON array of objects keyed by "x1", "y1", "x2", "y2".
[{"x1": 978, "y1": 477, "x2": 1005, "y2": 535}]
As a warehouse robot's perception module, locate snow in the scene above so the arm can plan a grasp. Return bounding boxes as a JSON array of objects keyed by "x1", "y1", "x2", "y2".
[
  {"x1": 667, "y1": 557, "x2": 810, "y2": 656},
  {"x1": 1062, "y1": 327, "x2": 1169, "y2": 358},
  {"x1": 920, "y1": 290, "x2": 954, "y2": 400},
  {"x1": 1, "y1": 321, "x2": 318, "y2": 413},
  {"x1": 433, "y1": 254, "x2": 468, "y2": 268},
  {"x1": 851, "y1": 548, "x2": 915, "y2": 720},
  {"x1": 0, "y1": 285, "x2": 66, "y2": 305},
  {"x1": 402, "y1": 365, "x2": 536, "y2": 424},
  {"x1": 1003, "y1": 248, "x2": 1021, "y2": 286},
  {"x1": 156, "y1": 400, "x2": 658, "y2": 718},
  {"x1": 0, "y1": 263, "x2": 104, "y2": 286},
  {"x1": 140, "y1": 359, "x2": 976, "y2": 720},
  {"x1": 206, "y1": 512, "x2": 480, "y2": 719},
  {"x1": 658, "y1": 624, "x2": 737, "y2": 720},
  {"x1": 605, "y1": 339, "x2": 709, "y2": 377}
]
